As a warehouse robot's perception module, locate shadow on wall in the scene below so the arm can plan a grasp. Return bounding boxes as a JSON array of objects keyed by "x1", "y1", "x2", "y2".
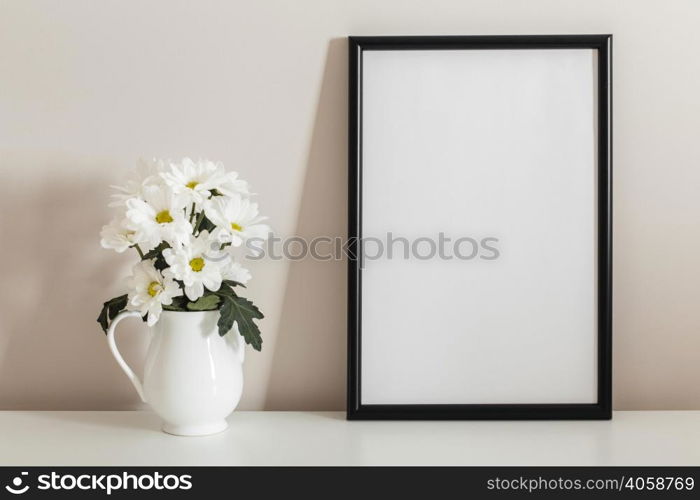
[
  {"x1": 263, "y1": 39, "x2": 348, "y2": 410},
  {"x1": 0, "y1": 153, "x2": 148, "y2": 409}
]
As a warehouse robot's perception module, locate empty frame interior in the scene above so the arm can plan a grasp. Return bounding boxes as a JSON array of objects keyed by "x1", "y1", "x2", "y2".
[{"x1": 359, "y1": 47, "x2": 600, "y2": 406}]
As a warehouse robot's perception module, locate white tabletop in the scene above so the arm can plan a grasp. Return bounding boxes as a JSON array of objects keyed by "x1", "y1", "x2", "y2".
[{"x1": 0, "y1": 411, "x2": 698, "y2": 466}]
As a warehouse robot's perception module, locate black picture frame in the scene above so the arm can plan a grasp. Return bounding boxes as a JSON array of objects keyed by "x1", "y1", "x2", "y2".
[{"x1": 347, "y1": 35, "x2": 612, "y2": 420}]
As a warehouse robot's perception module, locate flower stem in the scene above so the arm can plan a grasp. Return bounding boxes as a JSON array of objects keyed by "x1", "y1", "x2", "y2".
[
  {"x1": 193, "y1": 211, "x2": 205, "y2": 235},
  {"x1": 188, "y1": 203, "x2": 196, "y2": 223},
  {"x1": 132, "y1": 244, "x2": 145, "y2": 259}
]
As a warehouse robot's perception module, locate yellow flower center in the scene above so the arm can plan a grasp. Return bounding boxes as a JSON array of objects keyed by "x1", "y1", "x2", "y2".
[
  {"x1": 231, "y1": 222, "x2": 243, "y2": 232},
  {"x1": 155, "y1": 210, "x2": 174, "y2": 224},
  {"x1": 147, "y1": 281, "x2": 161, "y2": 297},
  {"x1": 186, "y1": 180, "x2": 199, "y2": 189},
  {"x1": 189, "y1": 257, "x2": 205, "y2": 272}
]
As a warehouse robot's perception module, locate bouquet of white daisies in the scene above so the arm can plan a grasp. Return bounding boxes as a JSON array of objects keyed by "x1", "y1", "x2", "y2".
[{"x1": 97, "y1": 158, "x2": 269, "y2": 350}]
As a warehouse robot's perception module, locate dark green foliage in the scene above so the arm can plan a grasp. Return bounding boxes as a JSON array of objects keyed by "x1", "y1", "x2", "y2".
[
  {"x1": 97, "y1": 294, "x2": 128, "y2": 333},
  {"x1": 186, "y1": 294, "x2": 221, "y2": 311},
  {"x1": 217, "y1": 294, "x2": 264, "y2": 351}
]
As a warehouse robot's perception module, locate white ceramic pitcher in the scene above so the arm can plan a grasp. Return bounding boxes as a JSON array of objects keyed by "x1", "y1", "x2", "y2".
[{"x1": 107, "y1": 310, "x2": 245, "y2": 436}]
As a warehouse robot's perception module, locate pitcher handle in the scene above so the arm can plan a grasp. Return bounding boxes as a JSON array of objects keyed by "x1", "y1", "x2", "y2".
[{"x1": 106, "y1": 310, "x2": 147, "y2": 402}]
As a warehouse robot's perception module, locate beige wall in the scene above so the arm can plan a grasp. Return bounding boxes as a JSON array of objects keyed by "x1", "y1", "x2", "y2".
[{"x1": 0, "y1": 0, "x2": 698, "y2": 411}]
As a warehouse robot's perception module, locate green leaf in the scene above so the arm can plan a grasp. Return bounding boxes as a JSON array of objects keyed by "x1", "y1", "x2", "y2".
[
  {"x1": 186, "y1": 294, "x2": 221, "y2": 311},
  {"x1": 217, "y1": 295, "x2": 264, "y2": 351},
  {"x1": 163, "y1": 295, "x2": 188, "y2": 311},
  {"x1": 142, "y1": 242, "x2": 171, "y2": 270},
  {"x1": 214, "y1": 282, "x2": 237, "y2": 299},
  {"x1": 217, "y1": 297, "x2": 235, "y2": 336},
  {"x1": 97, "y1": 294, "x2": 128, "y2": 333},
  {"x1": 198, "y1": 214, "x2": 217, "y2": 233},
  {"x1": 142, "y1": 242, "x2": 170, "y2": 260},
  {"x1": 223, "y1": 279, "x2": 247, "y2": 289}
]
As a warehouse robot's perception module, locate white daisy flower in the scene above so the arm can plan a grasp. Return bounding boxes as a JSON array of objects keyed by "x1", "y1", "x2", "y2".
[
  {"x1": 110, "y1": 158, "x2": 166, "y2": 207},
  {"x1": 99, "y1": 217, "x2": 139, "y2": 253},
  {"x1": 125, "y1": 185, "x2": 192, "y2": 248},
  {"x1": 160, "y1": 158, "x2": 240, "y2": 207},
  {"x1": 212, "y1": 163, "x2": 250, "y2": 198},
  {"x1": 126, "y1": 260, "x2": 182, "y2": 326},
  {"x1": 206, "y1": 195, "x2": 270, "y2": 250},
  {"x1": 100, "y1": 217, "x2": 158, "y2": 253},
  {"x1": 223, "y1": 260, "x2": 252, "y2": 285},
  {"x1": 162, "y1": 230, "x2": 224, "y2": 301}
]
